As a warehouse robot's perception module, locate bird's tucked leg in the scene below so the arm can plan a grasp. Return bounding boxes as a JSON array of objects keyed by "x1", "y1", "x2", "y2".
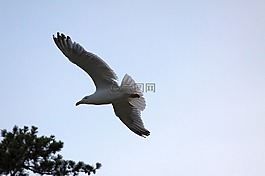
[{"x1": 129, "y1": 93, "x2": 140, "y2": 98}]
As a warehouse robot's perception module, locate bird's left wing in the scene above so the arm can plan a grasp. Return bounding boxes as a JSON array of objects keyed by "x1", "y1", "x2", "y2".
[
  {"x1": 53, "y1": 32, "x2": 118, "y2": 89},
  {"x1": 112, "y1": 100, "x2": 150, "y2": 137}
]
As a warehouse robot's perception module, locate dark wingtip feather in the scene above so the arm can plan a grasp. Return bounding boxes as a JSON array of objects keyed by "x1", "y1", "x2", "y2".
[{"x1": 142, "y1": 130, "x2": 150, "y2": 138}]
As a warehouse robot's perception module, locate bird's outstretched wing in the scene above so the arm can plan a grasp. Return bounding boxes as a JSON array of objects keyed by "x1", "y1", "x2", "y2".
[
  {"x1": 53, "y1": 32, "x2": 118, "y2": 89},
  {"x1": 112, "y1": 100, "x2": 150, "y2": 137}
]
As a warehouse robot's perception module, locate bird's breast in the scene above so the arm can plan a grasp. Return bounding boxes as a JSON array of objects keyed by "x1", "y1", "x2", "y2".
[{"x1": 92, "y1": 90, "x2": 125, "y2": 105}]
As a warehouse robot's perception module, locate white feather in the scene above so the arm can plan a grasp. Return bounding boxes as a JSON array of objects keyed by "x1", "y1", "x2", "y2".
[{"x1": 120, "y1": 74, "x2": 146, "y2": 111}]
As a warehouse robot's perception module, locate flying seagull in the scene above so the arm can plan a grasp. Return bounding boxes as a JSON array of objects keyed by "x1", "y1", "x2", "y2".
[{"x1": 53, "y1": 32, "x2": 150, "y2": 137}]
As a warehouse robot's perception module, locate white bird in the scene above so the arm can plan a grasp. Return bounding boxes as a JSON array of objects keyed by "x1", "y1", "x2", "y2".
[{"x1": 53, "y1": 32, "x2": 150, "y2": 137}]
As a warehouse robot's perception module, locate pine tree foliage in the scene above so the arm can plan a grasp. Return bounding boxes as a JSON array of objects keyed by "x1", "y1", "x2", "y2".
[{"x1": 0, "y1": 126, "x2": 101, "y2": 176}]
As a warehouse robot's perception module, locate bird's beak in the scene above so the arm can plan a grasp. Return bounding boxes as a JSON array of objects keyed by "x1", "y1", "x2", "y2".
[{"x1": 75, "y1": 100, "x2": 82, "y2": 106}]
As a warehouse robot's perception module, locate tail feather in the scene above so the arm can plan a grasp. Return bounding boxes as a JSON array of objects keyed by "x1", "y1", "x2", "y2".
[{"x1": 121, "y1": 74, "x2": 146, "y2": 111}]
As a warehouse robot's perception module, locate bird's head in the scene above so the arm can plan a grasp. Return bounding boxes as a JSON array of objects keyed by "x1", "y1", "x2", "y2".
[{"x1": 75, "y1": 96, "x2": 91, "y2": 106}]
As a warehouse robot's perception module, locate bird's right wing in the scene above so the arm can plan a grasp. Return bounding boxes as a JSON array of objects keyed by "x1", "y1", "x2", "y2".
[
  {"x1": 53, "y1": 32, "x2": 118, "y2": 89},
  {"x1": 112, "y1": 99, "x2": 150, "y2": 137}
]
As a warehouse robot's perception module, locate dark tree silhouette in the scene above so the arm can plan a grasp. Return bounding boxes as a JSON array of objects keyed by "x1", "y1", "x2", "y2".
[{"x1": 0, "y1": 126, "x2": 101, "y2": 176}]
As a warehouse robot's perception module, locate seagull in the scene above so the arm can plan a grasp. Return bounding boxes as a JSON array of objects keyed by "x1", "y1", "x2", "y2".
[{"x1": 53, "y1": 32, "x2": 150, "y2": 137}]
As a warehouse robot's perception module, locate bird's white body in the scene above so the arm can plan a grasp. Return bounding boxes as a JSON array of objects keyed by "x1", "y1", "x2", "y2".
[
  {"x1": 82, "y1": 89, "x2": 125, "y2": 105},
  {"x1": 53, "y1": 33, "x2": 150, "y2": 137}
]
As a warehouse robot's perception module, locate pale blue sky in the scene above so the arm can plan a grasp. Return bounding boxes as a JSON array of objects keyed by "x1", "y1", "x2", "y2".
[{"x1": 1, "y1": 1, "x2": 265, "y2": 176}]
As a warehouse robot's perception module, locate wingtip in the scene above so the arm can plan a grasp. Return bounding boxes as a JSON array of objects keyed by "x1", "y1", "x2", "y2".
[
  {"x1": 137, "y1": 129, "x2": 150, "y2": 138},
  {"x1": 141, "y1": 132, "x2": 150, "y2": 138},
  {"x1": 52, "y1": 32, "x2": 60, "y2": 39},
  {"x1": 53, "y1": 32, "x2": 72, "y2": 41},
  {"x1": 144, "y1": 130, "x2": 151, "y2": 137},
  {"x1": 53, "y1": 32, "x2": 62, "y2": 38}
]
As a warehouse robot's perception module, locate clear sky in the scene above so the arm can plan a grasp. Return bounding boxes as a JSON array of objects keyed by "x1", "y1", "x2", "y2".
[{"x1": 1, "y1": 1, "x2": 265, "y2": 176}]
